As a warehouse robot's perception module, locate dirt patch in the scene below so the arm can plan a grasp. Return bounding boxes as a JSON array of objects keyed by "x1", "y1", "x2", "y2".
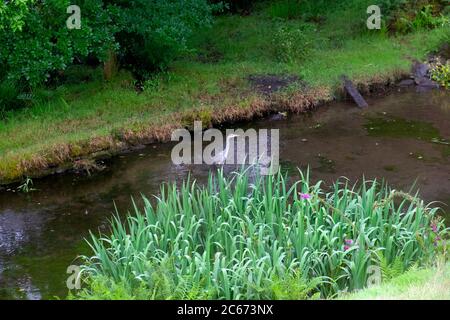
[{"x1": 248, "y1": 74, "x2": 303, "y2": 95}]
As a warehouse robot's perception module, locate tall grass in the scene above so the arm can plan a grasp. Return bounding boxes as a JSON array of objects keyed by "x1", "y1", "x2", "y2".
[{"x1": 78, "y1": 168, "x2": 447, "y2": 299}]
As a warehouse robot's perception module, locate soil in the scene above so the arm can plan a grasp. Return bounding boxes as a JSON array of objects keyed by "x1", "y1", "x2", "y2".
[{"x1": 247, "y1": 74, "x2": 303, "y2": 95}]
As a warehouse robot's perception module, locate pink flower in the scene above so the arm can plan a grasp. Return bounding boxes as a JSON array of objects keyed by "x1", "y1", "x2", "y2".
[
  {"x1": 299, "y1": 193, "x2": 311, "y2": 200},
  {"x1": 343, "y1": 239, "x2": 354, "y2": 251},
  {"x1": 431, "y1": 223, "x2": 438, "y2": 233},
  {"x1": 344, "y1": 239, "x2": 354, "y2": 245}
]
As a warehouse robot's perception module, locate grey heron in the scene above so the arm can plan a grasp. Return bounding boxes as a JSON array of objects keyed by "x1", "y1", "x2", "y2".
[{"x1": 211, "y1": 134, "x2": 239, "y2": 165}]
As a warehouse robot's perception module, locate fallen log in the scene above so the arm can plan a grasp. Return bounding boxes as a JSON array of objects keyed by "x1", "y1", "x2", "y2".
[{"x1": 341, "y1": 75, "x2": 368, "y2": 108}]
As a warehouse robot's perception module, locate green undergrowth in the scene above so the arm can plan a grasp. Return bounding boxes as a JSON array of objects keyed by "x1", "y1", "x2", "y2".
[{"x1": 341, "y1": 261, "x2": 450, "y2": 300}]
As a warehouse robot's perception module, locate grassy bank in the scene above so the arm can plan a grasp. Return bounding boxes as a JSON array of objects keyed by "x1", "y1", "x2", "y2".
[
  {"x1": 341, "y1": 262, "x2": 450, "y2": 300},
  {"x1": 0, "y1": 1, "x2": 449, "y2": 184}
]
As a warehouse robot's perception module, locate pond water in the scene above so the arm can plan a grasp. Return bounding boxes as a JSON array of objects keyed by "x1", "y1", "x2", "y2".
[{"x1": 0, "y1": 88, "x2": 449, "y2": 300}]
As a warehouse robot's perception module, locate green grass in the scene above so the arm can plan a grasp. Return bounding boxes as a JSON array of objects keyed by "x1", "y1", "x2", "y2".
[
  {"x1": 341, "y1": 262, "x2": 450, "y2": 300},
  {"x1": 0, "y1": 1, "x2": 449, "y2": 183},
  {"x1": 74, "y1": 167, "x2": 448, "y2": 300}
]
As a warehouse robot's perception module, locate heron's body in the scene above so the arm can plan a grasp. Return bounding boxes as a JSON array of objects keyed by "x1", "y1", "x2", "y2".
[{"x1": 211, "y1": 134, "x2": 239, "y2": 165}]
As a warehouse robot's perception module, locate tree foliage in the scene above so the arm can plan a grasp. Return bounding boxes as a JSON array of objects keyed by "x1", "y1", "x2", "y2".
[
  {"x1": 114, "y1": 0, "x2": 219, "y2": 78},
  {"x1": 0, "y1": 0, "x2": 218, "y2": 87}
]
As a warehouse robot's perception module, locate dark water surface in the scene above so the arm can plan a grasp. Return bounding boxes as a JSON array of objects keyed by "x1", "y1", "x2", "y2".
[{"x1": 0, "y1": 89, "x2": 449, "y2": 299}]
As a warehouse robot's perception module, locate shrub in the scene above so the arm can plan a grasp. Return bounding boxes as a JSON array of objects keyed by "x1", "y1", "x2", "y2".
[
  {"x1": 76, "y1": 168, "x2": 447, "y2": 299},
  {"x1": 61, "y1": 65, "x2": 103, "y2": 85},
  {"x1": 411, "y1": 4, "x2": 448, "y2": 30},
  {"x1": 265, "y1": 0, "x2": 339, "y2": 21},
  {"x1": 273, "y1": 24, "x2": 313, "y2": 63},
  {"x1": 0, "y1": 0, "x2": 117, "y2": 87},
  {"x1": 395, "y1": 4, "x2": 450, "y2": 33},
  {"x1": 114, "y1": 0, "x2": 220, "y2": 78},
  {"x1": 430, "y1": 61, "x2": 450, "y2": 88},
  {"x1": 209, "y1": 0, "x2": 258, "y2": 13},
  {"x1": 267, "y1": 0, "x2": 303, "y2": 19},
  {"x1": 0, "y1": 79, "x2": 24, "y2": 116},
  {"x1": 0, "y1": 0, "x2": 219, "y2": 87},
  {"x1": 383, "y1": 1, "x2": 450, "y2": 33}
]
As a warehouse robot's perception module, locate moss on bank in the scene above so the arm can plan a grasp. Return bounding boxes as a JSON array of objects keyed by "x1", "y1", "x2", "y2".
[{"x1": 0, "y1": 2, "x2": 448, "y2": 184}]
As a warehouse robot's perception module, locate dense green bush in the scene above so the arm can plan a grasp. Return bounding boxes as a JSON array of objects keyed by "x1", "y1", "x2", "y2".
[
  {"x1": 379, "y1": 0, "x2": 450, "y2": 33},
  {"x1": 265, "y1": 0, "x2": 342, "y2": 20},
  {"x1": 114, "y1": 0, "x2": 220, "y2": 78},
  {"x1": 0, "y1": 0, "x2": 218, "y2": 87},
  {"x1": 0, "y1": 79, "x2": 24, "y2": 117},
  {"x1": 0, "y1": 0, "x2": 116, "y2": 87},
  {"x1": 209, "y1": 0, "x2": 258, "y2": 13},
  {"x1": 266, "y1": 0, "x2": 303, "y2": 19},
  {"x1": 76, "y1": 168, "x2": 447, "y2": 300}
]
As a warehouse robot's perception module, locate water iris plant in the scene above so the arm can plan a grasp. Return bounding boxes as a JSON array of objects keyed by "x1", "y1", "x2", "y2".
[{"x1": 78, "y1": 168, "x2": 448, "y2": 300}]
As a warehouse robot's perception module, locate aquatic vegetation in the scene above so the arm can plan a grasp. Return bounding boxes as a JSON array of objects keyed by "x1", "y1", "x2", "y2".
[
  {"x1": 73, "y1": 159, "x2": 105, "y2": 176},
  {"x1": 77, "y1": 168, "x2": 447, "y2": 300},
  {"x1": 16, "y1": 177, "x2": 36, "y2": 193},
  {"x1": 316, "y1": 154, "x2": 336, "y2": 173},
  {"x1": 383, "y1": 165, "x2": 397, "y2": 172},
  {"x1": 364, "y1": 116, "x2": 441, "y2": 140}
]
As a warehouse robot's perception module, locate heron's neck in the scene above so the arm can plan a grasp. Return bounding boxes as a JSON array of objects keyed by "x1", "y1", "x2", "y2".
[{"x1": 224, "y1": 136, "x2": 234, "y2": 159}]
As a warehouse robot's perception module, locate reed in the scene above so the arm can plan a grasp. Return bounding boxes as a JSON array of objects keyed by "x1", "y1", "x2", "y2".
[{"x1": 79, "y1": 168, "x2": 447, "y2": 299}]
